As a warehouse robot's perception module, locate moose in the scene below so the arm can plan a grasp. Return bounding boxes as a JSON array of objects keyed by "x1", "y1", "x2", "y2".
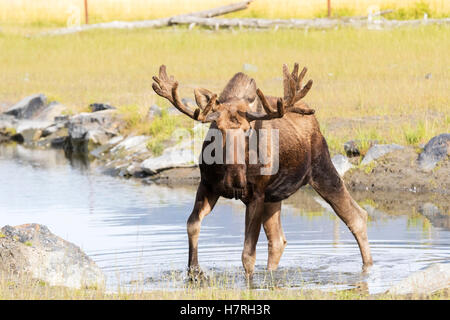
[{"x1": 152, "y1": 63, "x2": 373, "y2": 278}]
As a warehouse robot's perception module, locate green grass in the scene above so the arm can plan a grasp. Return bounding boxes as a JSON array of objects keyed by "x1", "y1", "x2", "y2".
[{"x1": 0, "y1": 25, "x2": 448, "y2": 153}]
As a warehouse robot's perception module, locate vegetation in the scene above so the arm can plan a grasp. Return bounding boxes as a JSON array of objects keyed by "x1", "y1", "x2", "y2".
[
  {"x1": 0, "y1": 0, "x2": 449, "y2": 27},
  {"x1": 0, "y1": 25, "x2": 448, "y2": 153},
  {"x1": 1, "y1": 274, "x2": 448, "y2": 300}
]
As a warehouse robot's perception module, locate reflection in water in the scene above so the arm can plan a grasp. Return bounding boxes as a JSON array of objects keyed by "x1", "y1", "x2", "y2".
[{"x1": 0, "y1": 144, "x2": 449, "y2": 294}]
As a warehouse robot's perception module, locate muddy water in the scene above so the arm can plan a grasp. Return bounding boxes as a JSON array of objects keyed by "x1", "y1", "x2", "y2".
[{"x1": 0, "y1": 144, "x2": 449, "y2": 294}]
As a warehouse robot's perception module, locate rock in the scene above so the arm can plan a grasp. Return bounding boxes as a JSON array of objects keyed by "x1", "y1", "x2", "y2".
[
  {"x1": 361, "y1": 144, "x2": 404, "y2": 165},
  {"x1": 0, "y1": 223, "x2": 105, "y2": 289},
  {"x1": 418, "y1": 203, "x2": 450, "y2": 230},
  {"x1": 3, "y1": 94, "x2": 47, "y2": 119},
  {"x1": 147, "y1": 104, "x2": 162, "y2": 120},
  {"x1": 166, "y1": 106, "x2": 181, "y2": 116},
  {"x1": 110, "y1": 135, "x2": 149, "y2": 155},
  {"x1": 243, "y1": 63, "x2": 258, "y2": 72},
  {"x1": 66, "y1": 110, "x2": 122, "y2": 154},
  {"x1": 141, "y1": 140, "x2": 197, "y2": 175},
  {"x1": 90, "y1": 135, "x2": 124, "y2": 158},
  {"x1": 89, "y1": 103, "x2": 116, "y2": 112},
  {"x1": 343, "y1": 140, "x2": 360, "y2": 157},
  {"x1": 0, "y1": 114, "x2": 18, "y2": 129},
  {"x1": 417, "y1": 133, "x2": 450, "y2": 171},
  {"x1": 387, "y1": 263, "x2": 450, "y2": 295},
  {"x1": 33, "y1": 102, "x2": 67, "y2": 122},
  {"x1": 331, "y1": 154, "x2": 353, "y2": 176},
  {"x1": 19, "y1": 128, "x2": 43, "y2": 145}
]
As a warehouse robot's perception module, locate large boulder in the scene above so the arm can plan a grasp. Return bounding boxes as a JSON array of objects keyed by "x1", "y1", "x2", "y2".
[
  {"x1": 66, "y1": 110, "x2": 122, "y2": 154},
  {"x1": 387, "y1": 263, "x2": 450, "y2": 295},
  {"x1": 3, "y1": 94, "x2": 47, "y2": 119},
  {"x1": 417, "y1": 133, "x2": 450, "y2": 171},
  {"x1": 0, "y1": 224, "x2": 105, "y2": 289},
  {"x1": 361, "y1": 143, "x2": 404, "y2": 165}
]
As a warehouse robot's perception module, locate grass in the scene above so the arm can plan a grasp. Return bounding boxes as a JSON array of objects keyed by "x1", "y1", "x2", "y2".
[
  {"x1": 1, "y1": 273, "x2": 448, "y2": 300},
  {"x1": 0, "y1": 0, "x2": 449, "y2": 27},
  {"x1": 0, "y1": 25, "x2": 448, "y2": 154}
]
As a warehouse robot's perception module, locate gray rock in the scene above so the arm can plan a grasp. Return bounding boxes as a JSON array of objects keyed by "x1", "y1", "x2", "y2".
[
  {"x1": 0, "y1": 223, "x2": 105, "y2": 289},
  {"x1": 417, "y1": 133, "x2": 450, "y2": 171},
  {"x1": 3, "y1": 94, "x2": 47, "y2": 119},
  {"x1": 166, "y1": 106, "x2": 181, "y2": 116},
  {"x1": 331, "y1": 154, "x2": 353, "y2": 176},
  {"x1": 89, "y1": 103, "x2": 116, "y2": 112},
  {"x1": 90, "y1": 135, "x2": 124, "y2": 158},
  {"x1": 141, "y1": 140, "x2": 197, "y2": 174},
  {"x1": 110, "y1": 135, "x2": 149, "y2": 155},
  {"x1": 387, "y1": 263, "x2": 450, "y2": 295},
  {"x1": 33, "y1": 102, "x2": 67, "y2": 122},
  {"x1": 361, "y1": 144, "x2": 404, "y2": 165},
  {"x1": 147, "y1": 104, "x2": 162, "y2": 119},
  {"x1": 66, "y1": 110, "x2": 121, "y2": 154}
]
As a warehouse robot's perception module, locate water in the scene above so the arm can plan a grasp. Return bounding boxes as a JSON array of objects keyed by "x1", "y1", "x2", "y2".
[{"x1": 0, "y1": 144, "x2": 449, "y2": 294}]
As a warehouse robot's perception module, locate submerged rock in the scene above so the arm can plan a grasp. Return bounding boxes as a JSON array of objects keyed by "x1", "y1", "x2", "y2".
[
  {"x1": 0, "y1": 223, "x2": 105, "y2": 289},
  {"x1": 387, "y1": 263, "x2": 450, "y2": 295},
  {"x1": 3, "y1": 94, "x2": 47, "y2": 120},
  {"x1": 331, "y1": 154, "x2": 353, "y2": 176},
  {"x1": 361, "y1": 144, "x2": 404, "y2": 165},
  {"x1": 417, "y1": 133, "x2": 450, "y2": 171}
]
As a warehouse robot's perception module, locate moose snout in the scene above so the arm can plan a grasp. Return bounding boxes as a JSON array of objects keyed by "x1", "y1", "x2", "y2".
[{"x1": 224, "y1": 168, "x2": 246, "y2": 188}]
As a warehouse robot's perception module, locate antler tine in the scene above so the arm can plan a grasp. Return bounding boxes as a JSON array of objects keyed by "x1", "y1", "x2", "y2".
[
  {"x1": 153, "y1": 65, "x2": 215, "y2": 121},
  {"x1": 197, "y1": 93, "x2": 217, "y2": 121}
]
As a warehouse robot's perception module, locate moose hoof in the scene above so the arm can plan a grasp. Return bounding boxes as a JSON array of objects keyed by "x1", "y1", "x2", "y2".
[{"x1": 187, "y1": 266, "x2": 208, "y2": 283}]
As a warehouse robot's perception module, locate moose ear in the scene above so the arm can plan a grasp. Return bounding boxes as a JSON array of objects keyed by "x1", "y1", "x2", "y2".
[
  {"x1": 204, "y1": 111, "x2": 221, "y2": 122},
  {"x1": 194, "y1": 88, "x2": 217, "y2": 110}
]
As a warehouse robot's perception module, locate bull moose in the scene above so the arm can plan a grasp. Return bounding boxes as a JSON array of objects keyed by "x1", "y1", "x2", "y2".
[{"x1": 152, "y1": 63, "x2": 373, "y2": 278}]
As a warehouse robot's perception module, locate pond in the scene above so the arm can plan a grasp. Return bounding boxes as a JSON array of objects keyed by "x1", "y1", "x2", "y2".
[{"x1": 0, "y1": 144, "x2": 449, "y2": 294}]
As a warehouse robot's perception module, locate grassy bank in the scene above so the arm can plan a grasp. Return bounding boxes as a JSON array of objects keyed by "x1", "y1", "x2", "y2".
[
  {"x1": 1, "y1": 276, "x2": 448, "y2": 300},
  {"x1": 1, "y1": 25, "x2": 448, "y2": 153},
  {"x1": 0, "y1": 0, "x2": 449, "y2": 27}
]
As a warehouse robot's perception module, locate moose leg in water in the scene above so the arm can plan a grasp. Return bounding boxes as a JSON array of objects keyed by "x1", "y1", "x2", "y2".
[
  {"x1": 262, "y1": 201, "x2": 286, "y2": 271},
  {"x1": 187, "y1": 183, "x2": 219, "y2": 277},
  {"x1": 242, "y1": 192, "x2": 265, "y2": 277},
  {"x1": 310, "y1": 141, "x2": 373, "y2": 268}
]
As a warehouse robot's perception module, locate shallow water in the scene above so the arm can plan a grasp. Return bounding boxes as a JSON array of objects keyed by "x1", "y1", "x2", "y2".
[{"x1": 0, "y1": 144, "x2": 449, "y2": 294}]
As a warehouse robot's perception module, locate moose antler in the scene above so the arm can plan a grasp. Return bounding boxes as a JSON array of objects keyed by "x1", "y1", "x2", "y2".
[
  {"x1": 246, "y1": 63, "x2": 315, "y2": 121},
  {"x1": 152, "y1": 65, "x2": 218, "y2": 122}
]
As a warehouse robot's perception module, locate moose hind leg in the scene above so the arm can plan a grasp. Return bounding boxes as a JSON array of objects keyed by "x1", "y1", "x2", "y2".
[
  {"x1": 262, "y1": 201, "x2": 287, "y2": 271},
  {"x1": 187, "y1": 183, "x2": 219, "y2": 275},
  {"x1": 310, "y1": 156, "x2": 373, "y2": 267}
]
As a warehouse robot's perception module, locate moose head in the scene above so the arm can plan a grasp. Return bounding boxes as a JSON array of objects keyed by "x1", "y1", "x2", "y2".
[{"x1": 152, "y1": 64, "x2": 315, "y2": 199}]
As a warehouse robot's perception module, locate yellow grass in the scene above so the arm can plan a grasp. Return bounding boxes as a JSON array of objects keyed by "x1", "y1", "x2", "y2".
[
  {"x1": 0, "y1": 25, "x2": 448, "y2": 152},
  {"x1": 1, "y1": 275, "x2": 448, "y2": 300},
  {"x1": 0, "y1": 0, "x2": 449, "y2": 27}
]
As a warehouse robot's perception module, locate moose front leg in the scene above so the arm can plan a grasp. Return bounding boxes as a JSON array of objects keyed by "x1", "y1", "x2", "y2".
[
  {"x1": 262, "y1": 201, "x2": 287, "y2": 271},
  {"x1": 242, "y1": 193, "x2": 265, "y2": 277},
  {"x1": 187, "y1": 183, "x2": 219, "y2": 276}
]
